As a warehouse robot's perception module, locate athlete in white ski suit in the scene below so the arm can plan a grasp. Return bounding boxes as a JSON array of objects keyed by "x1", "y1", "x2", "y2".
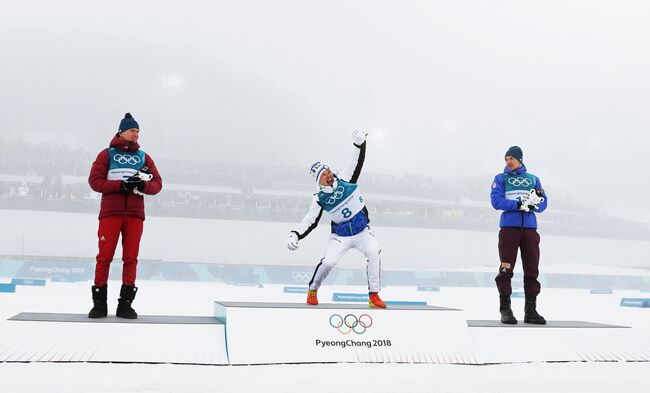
[{"x1": 287, "y1": 131, "x2": 381, "y2": 293}]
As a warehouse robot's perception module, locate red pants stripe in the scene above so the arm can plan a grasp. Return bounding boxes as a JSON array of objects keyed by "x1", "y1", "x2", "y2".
[
  {"x1": 495, "y1": 227, "x2": 541, "y2": 296},
  {"x1": 94, "y1": 215, "x2": 144, "y2": 286}
]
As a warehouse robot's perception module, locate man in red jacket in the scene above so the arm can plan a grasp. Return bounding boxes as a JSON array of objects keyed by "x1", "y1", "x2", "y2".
[{"x1": 87, "y1": 113, "x2": 162, "y2": 319}]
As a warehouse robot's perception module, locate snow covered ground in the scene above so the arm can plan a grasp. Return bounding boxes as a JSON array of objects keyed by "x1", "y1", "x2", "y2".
[
  {"x1": 4, "y1": 361, "x2": 650, "y2": 393},
  {"x1": 1, "y1": 280, "x2": 649, "y2": 392}
]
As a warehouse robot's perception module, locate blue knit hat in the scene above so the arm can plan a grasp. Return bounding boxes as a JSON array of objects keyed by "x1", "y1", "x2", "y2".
[
  {"x1": 505, "y1": 146, "x2": 523, "y2": 162},
  {"x1": 118, "y1": 113, "x2": 139, "y2": 132}
]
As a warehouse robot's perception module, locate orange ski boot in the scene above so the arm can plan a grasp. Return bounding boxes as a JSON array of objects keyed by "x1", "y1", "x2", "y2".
[
  {"x1": 307, "y1": 289, "x2": 318, "y2": 305},
  {"x1": 368, "y1": 292, "x2": 387, "y2": 308}
]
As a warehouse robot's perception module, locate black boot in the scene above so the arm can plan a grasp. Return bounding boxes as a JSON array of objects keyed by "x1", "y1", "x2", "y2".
[
  {"x1": 524, "y1": 295, "x2": 546, "y2": 325},
  {"x1": 499, "y1": 294, "x2": 517, "y2": 324},
  {"x1": 88, "y1": 285, "x2": 108, "y2": 318},
  {"x1": 116, "y1": 284, "x2": 138, "y2": 319}
]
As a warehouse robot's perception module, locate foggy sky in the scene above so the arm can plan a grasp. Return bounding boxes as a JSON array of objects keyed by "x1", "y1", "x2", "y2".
[{"x1": 1, "y1": 0, "x2": 650, "y2": 221}]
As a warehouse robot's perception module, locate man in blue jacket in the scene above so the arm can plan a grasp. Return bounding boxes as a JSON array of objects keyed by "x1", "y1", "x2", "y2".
[{"x1": 490, "y1": 146, "x2": 547, "y2": 325}]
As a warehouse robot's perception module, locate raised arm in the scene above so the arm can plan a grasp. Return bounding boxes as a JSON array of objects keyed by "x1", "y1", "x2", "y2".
[{"x1": 337, "y1": 130, "x2": 367, "y2": 183}]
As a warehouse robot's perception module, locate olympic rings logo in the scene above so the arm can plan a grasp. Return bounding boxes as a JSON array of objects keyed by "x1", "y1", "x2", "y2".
[
  {"x1": 508, "y1": 177, "x2": 532, "y2": 187},
  {"x1": 113, "y1": 154, "x2": 141, "y2": 166},
  {"x1": 290, "y1": 271, "x2": 311, "y2": 282},
  {"x1": 329, "y1": 313, "x2": 373, "y2": 335},
  {"x1": 325, "y1": 186, "x2": 345, "y2": 205}
]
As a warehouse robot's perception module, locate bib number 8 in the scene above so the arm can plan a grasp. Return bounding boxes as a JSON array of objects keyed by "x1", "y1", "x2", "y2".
[{"x1": 342, "y1": 208, "x2": 352, "y2": 218}]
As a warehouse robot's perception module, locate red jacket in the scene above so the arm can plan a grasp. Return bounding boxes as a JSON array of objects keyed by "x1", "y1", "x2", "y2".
[{"x1": 88, "y1": 135, "x2": 163, "y2": 220}]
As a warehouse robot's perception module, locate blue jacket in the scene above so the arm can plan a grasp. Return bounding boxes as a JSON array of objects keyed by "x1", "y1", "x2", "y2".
[{"x1": 490, "y1": 164, "x2": 547, "y2": 228}]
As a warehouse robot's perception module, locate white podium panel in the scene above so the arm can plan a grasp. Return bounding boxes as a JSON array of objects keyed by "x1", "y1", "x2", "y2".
[
  {"x1": 467, "y1": 321, "x2": 647, "y2": 363},
  {"x1": 214, "y1": 301, "x2": 479, "y2": 365},
  {"x1": 3, "y1": 313, "x2": 228, "y2": 365}
]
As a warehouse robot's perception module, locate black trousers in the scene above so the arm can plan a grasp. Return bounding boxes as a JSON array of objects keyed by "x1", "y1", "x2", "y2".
[{"x1": 495, "y1": 227, "x2": 541, "y2": 296}]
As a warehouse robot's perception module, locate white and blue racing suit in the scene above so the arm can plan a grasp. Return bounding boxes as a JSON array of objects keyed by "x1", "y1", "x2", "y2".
[{"x1": 291, "y1": 141, "x2": 381, "y2": 292}]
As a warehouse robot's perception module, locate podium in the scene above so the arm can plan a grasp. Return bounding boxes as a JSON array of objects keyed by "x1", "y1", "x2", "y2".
[
  {"x1": 4, "y1": 312, "x2": 227, "y2": 364},
  {"x1": 4, "y1": 303, "x2": 643, "y2": 365},
  {"x1": 214, "y1": 301, "x2": 479, "y2": 365}
]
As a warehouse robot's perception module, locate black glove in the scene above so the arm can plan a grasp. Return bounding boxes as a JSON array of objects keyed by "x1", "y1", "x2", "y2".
[
  {"x1": 121, "y1": 181, "x2": 135, "y2": 192},
  {"x1": 121, "y1": 179, "x2": 144, "y2": 192},
  {"x1": 124, "y1": 173, "x2": 142, "y2": 183}
]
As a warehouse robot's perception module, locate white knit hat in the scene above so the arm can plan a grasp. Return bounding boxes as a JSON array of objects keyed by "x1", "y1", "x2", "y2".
[{"x1": 309, "y1": 161, "x2": 330, "y2": 184}]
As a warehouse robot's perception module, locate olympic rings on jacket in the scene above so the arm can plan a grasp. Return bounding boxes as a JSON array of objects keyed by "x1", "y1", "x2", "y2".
[
  {"x1": 507, "y1": 177, "x2": 532, "y2": 187},
  {"x1": 113, "y1": 154, "x2": 141, "y2": 166}
]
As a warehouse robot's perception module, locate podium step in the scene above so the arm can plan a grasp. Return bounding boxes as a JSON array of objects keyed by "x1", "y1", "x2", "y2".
[
  {"x1": 467, "y1": 320, "x2": 629, "y2": 328},
  {"x1": 9, "y1": 312, "x2": 222, "y2": 325},
  {"x1": 4, "y1": 312, "x2": 227, "y2": 364},
  {"x1": 214, "y1": 301, "x2": 477, "y2": 364}
]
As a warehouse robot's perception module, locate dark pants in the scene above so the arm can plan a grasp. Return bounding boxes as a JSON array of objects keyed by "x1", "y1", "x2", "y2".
[
  {"x1": 94, "y1": 215, "x2": 144, "y2": 286},
  {"x1": 495, "y1": 227, "x2": 541, "y2": 296}
]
